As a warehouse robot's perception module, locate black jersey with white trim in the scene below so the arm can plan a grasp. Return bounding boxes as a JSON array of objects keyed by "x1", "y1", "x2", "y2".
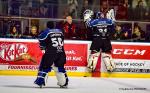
[{"x1": 39, "y1": 28, "x2": 65, "y2": 53}]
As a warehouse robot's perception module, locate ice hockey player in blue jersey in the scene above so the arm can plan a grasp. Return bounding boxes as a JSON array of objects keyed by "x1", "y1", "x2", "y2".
[
  {"x1": 83, "y1": 9, "x2": 115, "y2": 72},
  {"x1": 34, "y1": 21, "x2": 68, "y2": 88}
]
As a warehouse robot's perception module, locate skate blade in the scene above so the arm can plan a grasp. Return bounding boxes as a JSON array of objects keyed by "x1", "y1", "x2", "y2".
[
  {"x1": 60, "y1": 85, "x2": 68, "y2": 88},
  {"x1": 34, "y1": 82, "x2": 45, "y2": 88},
  {"x1": 87, "y1": 67, "x2": 95, "y2": 72}
]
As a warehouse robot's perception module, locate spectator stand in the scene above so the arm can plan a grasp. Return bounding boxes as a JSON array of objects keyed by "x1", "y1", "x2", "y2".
[{"x1": 0, "y1": 16, "x2": 149, "y2": 42}]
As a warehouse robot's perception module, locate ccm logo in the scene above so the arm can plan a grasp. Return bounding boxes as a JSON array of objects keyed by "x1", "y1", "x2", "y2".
[{"x1": 113, "y1": 49, "x2": 146, "y2": 55}]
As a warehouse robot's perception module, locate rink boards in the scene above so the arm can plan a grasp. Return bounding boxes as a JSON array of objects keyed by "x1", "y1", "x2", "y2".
[{"x1": 0, "y1": 38, "x2": 150, "y2": 78}]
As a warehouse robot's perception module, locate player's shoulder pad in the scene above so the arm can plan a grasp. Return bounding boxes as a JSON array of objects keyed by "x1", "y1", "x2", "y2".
[
  {"x1": 91, "y1": 18, "x2": 113, "y2": 26},
  {"x1": 99, "y1": 18, "x2": 113, "y2": 25},
  {"x1": 90, "y1": 19, "x2": 99, "y2": 26},
  {"x1": 50, "y1": 29, "x2": 62, "y2": 33},
  {"x1": 104, "y1": 18, "x2": 113, "y2": 25},
  {"x1": 39, "y1": 28, "x2": 63, "y2": 40}
]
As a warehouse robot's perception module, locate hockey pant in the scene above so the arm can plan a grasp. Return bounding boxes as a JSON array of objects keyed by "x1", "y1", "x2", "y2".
[
  {"x1": 102, "y1": 53, "x2": 115, "y2": 72},
  {"x1": 53, "y1": 66, "x2": 68, "y2": 87}
]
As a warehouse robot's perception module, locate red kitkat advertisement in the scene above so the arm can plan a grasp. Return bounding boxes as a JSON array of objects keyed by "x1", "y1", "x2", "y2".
[
  {"x1": 0, "y1": 42, "x2": 42, "y2": 65},
  {"x1": 0, "y1": 41, "x2": 88, "y2": 68}
]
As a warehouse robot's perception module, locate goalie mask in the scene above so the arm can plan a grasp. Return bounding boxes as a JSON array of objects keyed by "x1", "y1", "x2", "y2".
[{"x1": 83, "y1": 9, "x2": 94, "y2": 22}]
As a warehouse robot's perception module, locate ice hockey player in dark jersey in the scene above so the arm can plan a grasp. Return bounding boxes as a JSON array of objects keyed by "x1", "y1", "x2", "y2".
[
  {"x1": 83, "y1": 9, "x2": 115, "y2": 72},
  {"x1": 34, "y1": 21, "x2": 68, "y2": 88}
]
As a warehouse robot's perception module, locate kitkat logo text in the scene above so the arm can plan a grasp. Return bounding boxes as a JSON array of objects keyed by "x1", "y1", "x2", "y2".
[{"x1": 0, "y1": 43, "x2": 28, "y2": 61}]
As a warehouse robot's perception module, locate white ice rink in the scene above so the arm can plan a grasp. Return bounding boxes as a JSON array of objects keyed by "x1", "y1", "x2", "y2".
[{"x1": 0, "y1": 76, "x2": 150, "y2": 93}]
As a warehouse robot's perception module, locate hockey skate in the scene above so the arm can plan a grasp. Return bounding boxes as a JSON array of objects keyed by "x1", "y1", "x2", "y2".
[
  {"x1": 57, "y1": 76, "x2": 68, "y2": 88},
  {"x1": 106, "y1": 66, "x2": 114, "y2": 73},
  {"x1": 106, "y1": 62, "x2": 116, "y2": 73},
  {"x1": 34, "y1": 77, "x2": 46, "y2": 88},
  {"x1": 34, "y1": 73, "x2": 48, "y2": 88},
  {"x1": 87, "y1": 65, "x2": 95, "y2": 72},
  {"x1": 57, "y1": 82, "x2": 68, "y2": 88}
]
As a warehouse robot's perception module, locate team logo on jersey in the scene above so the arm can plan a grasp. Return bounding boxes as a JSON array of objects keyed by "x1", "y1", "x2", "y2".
[{"x1": 0, "y1": 43, "x2": 28, "y2": 61}]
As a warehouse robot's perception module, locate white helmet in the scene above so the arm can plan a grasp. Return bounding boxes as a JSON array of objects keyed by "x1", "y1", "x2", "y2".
[{"x1": 83, "y1": 9, "x2": 94, "y2": 22}]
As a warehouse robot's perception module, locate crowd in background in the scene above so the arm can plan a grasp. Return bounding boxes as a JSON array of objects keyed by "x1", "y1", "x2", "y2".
[
  {"x1": 0, "y1": 0, "x2": 149, "y2": 20},
  {"x1": 0, "y1": 0, "x2": 150, "y2": 42}
]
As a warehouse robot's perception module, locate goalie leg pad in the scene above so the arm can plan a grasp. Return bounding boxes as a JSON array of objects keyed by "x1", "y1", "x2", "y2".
[
  {"x1": 34, "y1": 68, "x2": 52, "y2": 87},
  {"x1": 53, "y1": 66, "x2": 68, "y2": 87},
  {"x1": 102, "y1": 53, "x2": 115, "y2": 72},
  {"x1": 87, "y1": 52, "x2": 100, "y2": 71}
]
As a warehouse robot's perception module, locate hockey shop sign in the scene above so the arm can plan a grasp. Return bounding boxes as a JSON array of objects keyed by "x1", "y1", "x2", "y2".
[
  {"x1": 0, "y1": 39, "x2": 88, "y2": 73},
  {"x1": 111, "y1": 44, "x2": 150, "y2": 73}
]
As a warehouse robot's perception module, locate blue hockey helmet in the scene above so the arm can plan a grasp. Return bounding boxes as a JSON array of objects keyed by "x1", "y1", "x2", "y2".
[{"x1": 96, "y1": 12, "x2": 104, "y2": 19}]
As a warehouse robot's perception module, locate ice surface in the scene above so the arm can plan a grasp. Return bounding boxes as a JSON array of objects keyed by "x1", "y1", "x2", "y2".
[{"x1": 0, "y1": 76, "x2": 150, "y2": 93}]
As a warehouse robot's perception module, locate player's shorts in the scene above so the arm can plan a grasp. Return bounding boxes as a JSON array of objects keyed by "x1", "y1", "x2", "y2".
[
  {"x1": 90, "y1": 38, "x2": 112, "y2": 53},
  {"x1": 39, "y1": 52, "x2": 66, "y2": 70}
]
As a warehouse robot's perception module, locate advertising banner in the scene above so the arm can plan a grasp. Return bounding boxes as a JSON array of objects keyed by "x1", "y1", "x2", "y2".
[
  {"x1": 101, "y1": 43, "x2": 150, "y2": 74},
  {"x1": 0, "y1": 39, "x2": 88, "y2": 73},
  {"x1": 1, "y1": 39, "x2": 150, "y2": 77},
  {"x1": 113, "y1": 44, "x2": 150, "y2": 73}
]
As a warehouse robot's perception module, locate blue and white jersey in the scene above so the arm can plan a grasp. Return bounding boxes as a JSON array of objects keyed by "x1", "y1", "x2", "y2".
[
  {"x1": 38, "y1": 28, "x2": 64, "y2": 53},
  {"x1": 87, "y1": 18, "x2": 114, "y2": 39}
]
